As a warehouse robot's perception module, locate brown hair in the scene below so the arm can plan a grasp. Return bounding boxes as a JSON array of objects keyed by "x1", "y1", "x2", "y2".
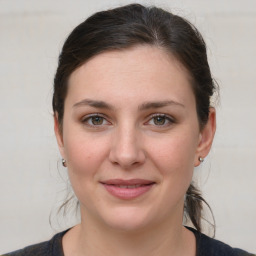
[{"x1": 53, "y1": 3, "x2": 216, "y2": 233}]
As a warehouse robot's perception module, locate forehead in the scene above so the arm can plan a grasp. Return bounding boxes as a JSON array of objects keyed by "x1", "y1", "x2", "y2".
[{"x1": 67, "y1": 45, "x2": 195, "y2": 107}]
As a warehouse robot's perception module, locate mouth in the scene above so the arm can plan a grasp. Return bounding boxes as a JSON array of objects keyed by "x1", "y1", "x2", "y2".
[{"x1": 100, "y1": 179, "x2": 156, "y2": 200}]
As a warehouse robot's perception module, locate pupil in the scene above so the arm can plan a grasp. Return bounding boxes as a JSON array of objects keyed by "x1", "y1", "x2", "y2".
[
  {"x1": 92, "y1": 116, "x2": 103, "y2": 125},
  {"x1": 154, "y1": 116, "x2": 165, "y2": 125}
]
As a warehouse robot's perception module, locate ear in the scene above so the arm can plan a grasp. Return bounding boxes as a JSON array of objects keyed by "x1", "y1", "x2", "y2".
[
  {"x1": 54, "y1": 113, "x2": 66, "y2": 159},
  {"x1": 194, "y1": 107, "x2": 216, "y2": 166}
]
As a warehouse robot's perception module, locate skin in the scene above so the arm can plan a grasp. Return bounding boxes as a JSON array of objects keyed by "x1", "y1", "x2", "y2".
[{"x1": 55, "y1": 45, "x2": 216, "y2": 256}]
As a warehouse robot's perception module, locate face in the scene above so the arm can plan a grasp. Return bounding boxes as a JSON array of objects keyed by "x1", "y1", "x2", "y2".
[{"x1": 55, "y1": 46, "x2": 215, "y2": 232}]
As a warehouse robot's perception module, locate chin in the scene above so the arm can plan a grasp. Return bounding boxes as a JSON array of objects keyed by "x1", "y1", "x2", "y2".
[{"x1": 100, "y1": 206, "x2": 155, "y2": 232}]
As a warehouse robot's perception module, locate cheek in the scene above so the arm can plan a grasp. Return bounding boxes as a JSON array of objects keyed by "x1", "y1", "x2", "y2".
[
  {"x1": 63, "y1": 133, "x2": 111, "y2": 207},
  {"x1": 147, "y1": 129, "x2": 199, "y2": 201},
  {"x1": 148, "y1": 132, "x2": 198, "y2": 174},
  {"x1": 63, "y1": 131, "x2": 110, "y2": 181}
]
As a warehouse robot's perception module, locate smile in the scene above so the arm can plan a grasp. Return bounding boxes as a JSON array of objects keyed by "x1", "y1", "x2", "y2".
[{"x1": 101, "y1": 179, "x2": 155, "y2": 200}]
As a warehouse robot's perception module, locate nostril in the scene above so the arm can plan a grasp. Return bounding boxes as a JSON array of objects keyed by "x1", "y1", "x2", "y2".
[
  {"x1": 108, "y1": 130, "x2": 146, "y2": 168},
  {"x1": 109, "y1": 149, "x2": 146, "y2": 168}
]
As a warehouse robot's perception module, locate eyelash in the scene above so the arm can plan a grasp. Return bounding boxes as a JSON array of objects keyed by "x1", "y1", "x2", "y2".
[
  {"x1": 81, "y1": 113, "x2": 175, "y2": 127},
  {"x1": 146, "y1": 113, "x2": 175, "y2": 127},
  {"x1": 81, "y1": 113, "x2": 110, "y2": 126}
]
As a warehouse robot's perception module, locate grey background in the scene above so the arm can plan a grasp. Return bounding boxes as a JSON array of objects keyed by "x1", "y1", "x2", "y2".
[{"x1": 0, "y1": 0, "x2": 255, "y2": 253}]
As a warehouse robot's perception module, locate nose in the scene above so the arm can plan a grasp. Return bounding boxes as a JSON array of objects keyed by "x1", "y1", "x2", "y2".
[{"x1": 109, "y1": 124, "x2": 146, "y2": 169}]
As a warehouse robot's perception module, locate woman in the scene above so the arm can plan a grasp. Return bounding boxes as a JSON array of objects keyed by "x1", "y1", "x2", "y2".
[{"x1": 5, "y1": 3, "x2": 254, "y2": 256}]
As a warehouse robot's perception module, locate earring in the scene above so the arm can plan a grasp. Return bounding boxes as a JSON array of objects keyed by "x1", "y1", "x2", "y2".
[
  {"x1": 198, "y1": 157, "x2": 204, "y2": 163},
  {"x1": 62, "y1": 158, "x2": 67, "y2": 167}
]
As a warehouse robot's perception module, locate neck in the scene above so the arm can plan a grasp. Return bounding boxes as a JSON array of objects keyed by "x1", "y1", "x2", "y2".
[{"x1": 62, "y1": 203, "x2": 196, "y2": 256}]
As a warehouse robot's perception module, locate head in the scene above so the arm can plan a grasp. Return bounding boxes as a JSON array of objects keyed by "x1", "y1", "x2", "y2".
[{"x1": 53, "y1": 4, "x2": 216, "y2": 232}]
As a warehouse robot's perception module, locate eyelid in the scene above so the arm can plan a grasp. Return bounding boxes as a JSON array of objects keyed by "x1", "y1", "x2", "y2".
[
  {"x1": 81, "y1": 113, "x2": 111, "y2": 125},
  {"x1": 149, "y1": 113, "x2": 174, "y2": 120},
  {"x1": 80, "y1": 112, "x2": 175, "y2": 127},
  {"x1": 145, "y1": 113, "x2": 175, "y2": 126},
  {"x1": 82, "y1": 113, "x2": 106, "y2": 119}
]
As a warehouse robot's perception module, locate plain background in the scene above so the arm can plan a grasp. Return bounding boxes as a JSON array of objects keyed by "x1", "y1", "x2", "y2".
[{"x1": 0, "y1": 0, "x2": 255, "y2": 253}]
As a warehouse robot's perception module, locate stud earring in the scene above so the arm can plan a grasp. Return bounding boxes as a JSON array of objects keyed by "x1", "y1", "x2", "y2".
[
  {"x1": 198, "y1": 157, "x2": 204, "y2": 163},
  {"x1": 62, "y1": 159, "x2": 67, "y2": 167}
]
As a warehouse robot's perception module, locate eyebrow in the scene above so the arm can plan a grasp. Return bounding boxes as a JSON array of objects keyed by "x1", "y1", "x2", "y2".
[
  {"x1": 138, "y1": 100, "x2": 185, "y2": 110},
  {"x1": 73, "y1": 99, "x2": 184, "y2": 110},
  {"x1": 73, "y1": 99, "x2": 114, "y2": 110}
]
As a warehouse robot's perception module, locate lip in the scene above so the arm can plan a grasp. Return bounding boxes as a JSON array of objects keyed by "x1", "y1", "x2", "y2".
[{"x1": 100, "y1": 179, "x2": 155, "y2": 200}]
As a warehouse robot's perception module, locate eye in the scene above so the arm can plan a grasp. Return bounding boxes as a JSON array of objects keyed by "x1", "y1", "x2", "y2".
[
  {"x1": 82, "y1": 114, "x2": 110, "y2": 126},
  {"x1": 147, "y1": 114, "x2": 174, "y2": 127}
]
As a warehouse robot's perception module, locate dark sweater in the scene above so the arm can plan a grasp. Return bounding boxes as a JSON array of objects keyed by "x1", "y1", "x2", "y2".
[{"x1": 4, "y1": 227, "x2": 255, "y2": 256}]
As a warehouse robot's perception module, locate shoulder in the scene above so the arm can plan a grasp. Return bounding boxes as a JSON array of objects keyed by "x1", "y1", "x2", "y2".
[
  {"x1": 197, "y1": 233, "x2": 254, "y2": 256},
  {"x1": 3, "y1": 230, "x2": 68, "y2": 256},
  {"x1": 3, "y1": 240, "x2": 50, "y2": 256},
  {"x1": 186, "y1": 227, "x2": 255, "y2": 256}
]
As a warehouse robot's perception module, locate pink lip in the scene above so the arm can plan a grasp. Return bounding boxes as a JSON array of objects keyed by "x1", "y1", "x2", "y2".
[{"x1": 101, "y1": 179, "x2": 155, "y2": 200}]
